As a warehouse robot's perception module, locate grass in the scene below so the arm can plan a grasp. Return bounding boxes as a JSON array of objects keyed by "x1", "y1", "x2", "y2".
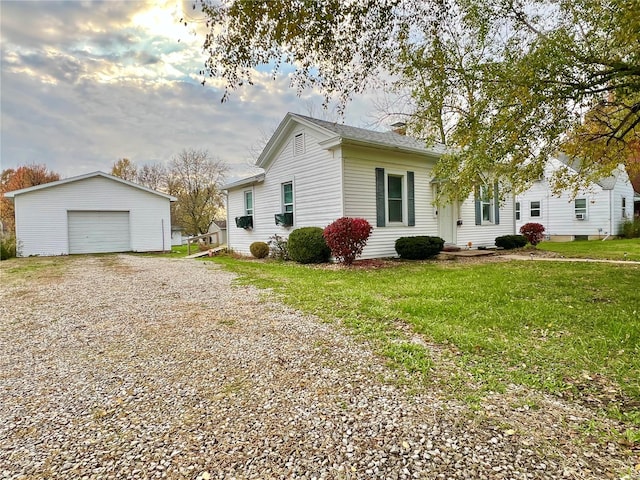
[
  {"x1": 140, "y1": 244, "x2": 191, "y2": 258},
  {"x1": 537, "y1": 238, "x2": 640, "y2": 261},
  {"x1": 207, "y1": 255, "x2": 640, "y2": 421},
  {"x1": 0, "y1": 256, "x2": 70, "y2": 286}
]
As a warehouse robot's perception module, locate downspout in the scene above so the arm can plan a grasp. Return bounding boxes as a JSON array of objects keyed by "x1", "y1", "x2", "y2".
[
  {"x1": 603, "y1": 189, "x2": 614, "y2": 240},
  {"x1": 512, "y1": 194, "x2": 516, "y2": 235},
  {"x1": 611, "y1": 189, "x2": 615, "y2": 237}
]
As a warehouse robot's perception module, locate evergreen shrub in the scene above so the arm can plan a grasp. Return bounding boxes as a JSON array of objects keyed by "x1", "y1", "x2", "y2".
[
  {"x1": 287, "y1": 227, "x2": 331, "y2": 264},
  {"x1": 249, "y1": 241, "x2": 270, "y2": 259},
  {"x1": 394, "y1": 236, "x2": 444, "y2": 260},
  {"x1": 495, "y1": 234, "x2": 527, "y2": 250}
]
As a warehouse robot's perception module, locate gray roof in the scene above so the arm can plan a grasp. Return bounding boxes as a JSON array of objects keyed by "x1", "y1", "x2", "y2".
[
  {"x1": 4, "y1": 171, "x2": 177, "y2": 201},
  {"x1": 221, "y1": 173, "x2": 265, "y2": 191},
  {"x1": 556, "y1": 154, "x2": 622, "y2": 190},
  {"x1": 291, "y1": 113, "x2": 446, "y2": 156}
]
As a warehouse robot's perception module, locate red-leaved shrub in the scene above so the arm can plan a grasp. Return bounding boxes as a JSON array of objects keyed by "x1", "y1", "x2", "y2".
[
  {"x1": 519, "y1": 222, "x2": 546, "y2": 246},
  {"x1": 323, "y1": 217, "x2": 373, "y2": 265}
]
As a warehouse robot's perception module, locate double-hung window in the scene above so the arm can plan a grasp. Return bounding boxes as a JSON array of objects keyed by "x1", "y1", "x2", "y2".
[
  {"x1": 244, "y1": 190, "x2": 253, "y2": 216},
  {"x1": 480, "y1": 185, "x2": 492, "y2": 223},
  {"x1": 375, "y1": 168, "x2": 415, "y2": 227},
  {"x1": 282, "y1": 182, "x2": 294, "y2": 213},
  {"x1": 574, "y1": 198, "x2": 587, "y2": 220},
  {"x1": 515, "y1": 201, "x2": 521, "y2": 221},
  {"x1": 622, "y1": 197, "x2": 627, "y2": 218},
  {"x1": 387, "y1": 175, "x2": 403, "y2": 223},
  {"x1": 530, "y1": 201, "x2": 541, "y2": 217}
]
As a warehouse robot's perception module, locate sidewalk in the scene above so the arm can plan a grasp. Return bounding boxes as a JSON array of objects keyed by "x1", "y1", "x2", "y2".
[{"x1": 501, "y1": 254, "x2": 640, "y2": 265}]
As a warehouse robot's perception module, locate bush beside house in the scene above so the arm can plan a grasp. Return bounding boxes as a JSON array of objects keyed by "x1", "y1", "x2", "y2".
[
  {"x1": 395, "y1": 236, "x2": 444, "y2": 259},
  {"x1": 249, "y1": 241, "x2": 270, "y2": 258},
  {"x1": 323, "y1": 217, "x2": 373, "y2": 265},
  {"x1": 520, "y1": 223, "x2": 546, "y2": 246},
  {"x1": 288, "y1": 227, "x2": 331, "y2": 264},
  {"x1": 495, "y1": 235, "x2": 528, "y2": 250}
]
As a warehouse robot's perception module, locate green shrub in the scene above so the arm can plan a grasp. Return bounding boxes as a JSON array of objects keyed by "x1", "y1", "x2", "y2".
[
  {"x1": 287, "y1": 227, "x2": 331, "y2": 264},
  {"x1": 620, "y1": 217, "x2": 640, "y2": 238},
  {"x1": 0, "y1": 234, "x2": 18, "y2": 260},
  {"x1": 495, "y1": 234, "x2": 527, "y2": 250},
  {"x1": 395, "y1": 236, "x2": 444, "y2": 260},
  {"x1": 249, "y1": 241, "x2": 270, "y2": 259}
]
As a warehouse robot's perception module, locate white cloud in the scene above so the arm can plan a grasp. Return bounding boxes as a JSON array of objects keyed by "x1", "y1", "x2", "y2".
[{"x1": 0, "y1": 0, "x2": 389, "y2": 185}]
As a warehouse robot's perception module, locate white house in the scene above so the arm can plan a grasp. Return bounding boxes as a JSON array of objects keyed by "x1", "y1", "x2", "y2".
[
  {"x1": 5, "y1": 171, "x2": 176, "y2": 256},
  {"x1": 515, "y1": 158, "x2": 635, "y2": 240},
  {"x1": 223, "y1": 113, "x2": 515, "y2": 259}
]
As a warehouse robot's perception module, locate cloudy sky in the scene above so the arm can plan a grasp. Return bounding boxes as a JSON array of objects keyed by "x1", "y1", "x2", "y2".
[{"x1": 0, "y1": 0, "x2": 387, "y2": 183}]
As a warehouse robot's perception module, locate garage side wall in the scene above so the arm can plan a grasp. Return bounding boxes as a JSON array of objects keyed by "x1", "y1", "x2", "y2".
[{"x1": 14, "y1": 176, "x2": 172, "y2": 257}]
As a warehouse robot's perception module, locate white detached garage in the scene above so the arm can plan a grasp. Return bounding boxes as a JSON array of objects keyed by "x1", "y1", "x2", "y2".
[{"x1": 5, "y1": 171, "x2": 176, "y2": 257}]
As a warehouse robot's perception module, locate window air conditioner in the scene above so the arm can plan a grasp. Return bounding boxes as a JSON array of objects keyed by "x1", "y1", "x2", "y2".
[{"x1": 575, "y1": 213, "x2": 586, "y2": 220}]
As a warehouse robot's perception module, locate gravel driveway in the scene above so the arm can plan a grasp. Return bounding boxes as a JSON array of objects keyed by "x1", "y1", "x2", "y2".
[{"x1": 0, "y1": 255, "x2": 637, "y2": 479}]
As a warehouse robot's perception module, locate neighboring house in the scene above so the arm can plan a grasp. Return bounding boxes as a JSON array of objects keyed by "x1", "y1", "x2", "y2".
[
  {"x1": 515, "y1": 158, "x2": 635, "y2": 240},
  {"x1": 5, "y1": 171, "x2": 176, "y2": 256},
  {"x1": 208, "y1": 220, "x2": 227, "y2": 245},
  {"x1": 223, "y1": 113, "x2": 515, "y2": 259},
  {"x1": 171, "y1": 226, "x2": 184, "y2": 246},
  {"x1": 629, "y1": 157, "x2": 640, "y2": 217}
]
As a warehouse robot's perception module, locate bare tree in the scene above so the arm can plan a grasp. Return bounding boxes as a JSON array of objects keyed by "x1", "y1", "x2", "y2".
[
  {"x1": 168, "y1": 149, "x2": 228, "y2": 235},
  {"x1": 137, "y1": 163, "x2": 167, "y2": 191}
]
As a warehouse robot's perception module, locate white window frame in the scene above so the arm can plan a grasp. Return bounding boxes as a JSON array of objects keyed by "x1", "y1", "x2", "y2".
[
  {"x1": 282, "y1": 181, "x2": 294, "y2": 214},
  {"x1": 622, "y1": 197, "x2": 627, "y2": 218},
  {"x1": 479, "y1": 184, "x2": 494, "y2": 224},
  {"x1": 530, "y1": 200, "x2": 541, "y2": 218},
  {"x1": 386, "y1": 172, "x2": 406, "y2": 224},
  {"x1": 574, "y1": 198, "x2": 587, "y2": 220},
  {"x1": 515, "y1": 201, "x2": 521, "y2": 221},
  {"x1": 244, "y1": 190, "x2": 253, "y2": 216}
]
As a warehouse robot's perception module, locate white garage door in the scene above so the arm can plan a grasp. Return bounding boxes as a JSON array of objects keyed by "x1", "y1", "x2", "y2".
[{"x1": 68, "y1": 211, "x2": 130, "y2": 254}]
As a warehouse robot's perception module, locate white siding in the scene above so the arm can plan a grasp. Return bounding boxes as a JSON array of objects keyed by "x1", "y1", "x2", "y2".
[
  {"x1": 342, "y1": 146, "x2": 439, "y2": 259},
  {"x1": 516, "y1": 164, "x2": 635, "y2": 238},
  {"x1": 227, "y1": 126, "x2": 343, "y2": 255},
  {"x1": 456, "y1": 192, "x2": 515, "y2": 247},
  {"x1": 14, "y1": 176, "x2": 172, "y2": 256},
  {"x1": 612, "y1": 173, "x2": 635, "y2": 235}
]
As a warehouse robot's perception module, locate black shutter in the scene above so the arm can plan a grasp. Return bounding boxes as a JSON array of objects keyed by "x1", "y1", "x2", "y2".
[
  {"x1": 407, "y1": 171, "x2": 415, "y2": 226},
  {"x1": 494, "y1": 182, "x2": 500, "y2": 225},
  {"x1": 474, "y1": 186, "x2": 482, "y2": 225},
  {"x1": 375, "y1": 168, "x2": 385, "y2": 227}
]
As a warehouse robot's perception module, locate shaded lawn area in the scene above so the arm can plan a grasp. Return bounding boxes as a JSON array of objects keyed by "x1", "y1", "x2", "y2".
[
  {"x1": 210, "y1": 256, "x2": 640, "y2": 421},
  {"x1": 537, "y1": 238, "x2": 640, "y2": 261}
]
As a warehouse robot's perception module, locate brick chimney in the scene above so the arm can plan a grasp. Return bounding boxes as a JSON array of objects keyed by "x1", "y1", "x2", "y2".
[{"x1": 391, "y1": 121, "x2": 406, "y2": 135}]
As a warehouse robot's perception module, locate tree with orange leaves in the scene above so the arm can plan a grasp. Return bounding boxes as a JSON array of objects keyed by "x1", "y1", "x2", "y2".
[{"x1": 1, "y1": 164, "x2": 60, "y2": 233}]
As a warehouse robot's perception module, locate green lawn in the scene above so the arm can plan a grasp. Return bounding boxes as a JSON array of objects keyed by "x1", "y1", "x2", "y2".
[
  {"x1": 209, "y1": 256, "x2": 640, "y2": 422},
  {"x1": 537, "y1": 238, "x2": 640, "y2": 261}
]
